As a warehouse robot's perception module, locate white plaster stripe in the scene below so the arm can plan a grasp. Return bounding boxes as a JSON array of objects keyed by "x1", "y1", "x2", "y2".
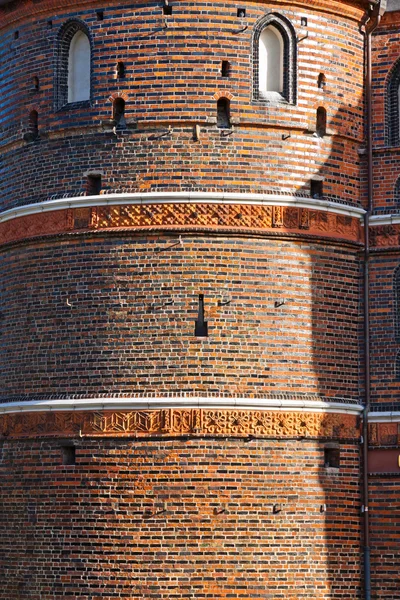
[
  {"x1": 369, "y1": 214, "x2": 400, "y2": 226},
  {"x1": 0, "y1": 397, "x2": 363, "y2": 415},
  {"x1": 368, "y1": 411, "x2": 400, "y2": 422},
  {"x1": 0, "y1": 192, "x2": 366, "y2": 224}
]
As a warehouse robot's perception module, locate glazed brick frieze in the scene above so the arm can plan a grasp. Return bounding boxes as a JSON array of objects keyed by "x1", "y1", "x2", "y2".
[
  {"x1": 0, "y1": 203, "x2": 362, "y2": 246},
  {"x1": 0, "y1": 409, "x2": 360, "y2": 440}
]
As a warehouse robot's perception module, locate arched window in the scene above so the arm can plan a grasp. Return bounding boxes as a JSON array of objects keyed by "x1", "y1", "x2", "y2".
[
  {"x1": 387, "y1": 59, "x2": 400, "y2": 146},
  {"x1": 113, "y1": 97, "x2": 126, "y2": 127},
  {"x1": 68, "y1": 31, "x2": 90, "y2": 103},
  {"x1": 55, "y1": 20, "x2": 92, "y2": 109},
  {"x1": 217, "y1": 98, "x2": 231, "y2": 129},
  {"x1": 253, "y1": 12, "x2": 297, "y2": 104},
  {"x1": 258, "y1": 26, "x2": 283, "y2": 94}
]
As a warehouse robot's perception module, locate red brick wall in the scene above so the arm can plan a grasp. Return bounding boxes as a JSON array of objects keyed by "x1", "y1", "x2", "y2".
[
  {"x1": 0, "y1": 437, "x2": 362, "y2": 599},
  {"x1": 0, "y1": 0, "x2": 365, "y2": 209},
  {"x1": 0, "y1": 234, "x2": 361, "y2": 400}
]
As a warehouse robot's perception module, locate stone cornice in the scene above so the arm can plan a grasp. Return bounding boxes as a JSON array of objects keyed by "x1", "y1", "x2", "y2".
[
  {"x1": 0, "y1": 193, "x2": 366, "y2": 223},
  {"x1": 0, "y1": 396, "x2": 364, "y2": 415},
  {"x1": 0, "y1": 193, "x2": 364, "y2": 247}
]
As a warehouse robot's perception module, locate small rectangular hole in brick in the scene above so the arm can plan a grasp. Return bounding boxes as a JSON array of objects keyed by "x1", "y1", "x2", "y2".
[
  {"x1": 86, "y1": 174, "x2": 102, "y2": 196},
  {"x1": 237, "y1": 8, "x2": 246, "y2": 18},
  {"x1": 324, "y1": 447, "x2": 340, "y2": 469},
  {"x1": 96, "y1": 10, "x2": 104, "y2": 21},
  {"x1": 163, "y1": 4, "x2": 172, "y2": 15},
  {"x1": 61, "y1": 445, "x2": 76, "y2": 466},
  {"x1": 311, "y1": 179, "x2": 323, "y2": 199}
]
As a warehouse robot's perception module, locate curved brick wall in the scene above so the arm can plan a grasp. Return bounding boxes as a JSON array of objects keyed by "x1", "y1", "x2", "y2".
[
  {"x1": 0, "y1": 1, "x2": 371, "y2": 599},
  {"x1": 0, "y1": 0, "x2": 365, "y2": 208},
  {"x1": 0, "y1": 437, "x2": 362, "y2": 600},
  {"x1": 0, "y1": 234, "x2": 361, "y2": 400}
]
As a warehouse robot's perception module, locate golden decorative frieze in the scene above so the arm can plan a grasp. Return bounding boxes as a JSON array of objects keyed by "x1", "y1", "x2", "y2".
[
  {"x1": 0, "y1": 203, "x2": 362, "y2": 246},
  {"x1": 0, "y1": 409, "x2": 360, "y2": 440}
]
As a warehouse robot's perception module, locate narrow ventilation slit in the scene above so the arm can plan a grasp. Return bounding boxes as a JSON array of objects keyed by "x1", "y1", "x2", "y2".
[
  {"x1": 116, "y1": 61, "x2": 125, "y2": 79},
  {"x1": 61, "y1": 445, "x2": 76, "y2": 466},
  {"x1": 318, "y1": 73, "x2": 326, "y2": 89},
  {"x1": 221, "y1": 61, "x2": 230, "y2": 78},
  {"x1": 113, "y1": 97, "x2": 126, "y2": 127},
  {"x1": 195, "y1": 294, "x2": 208, "y2": 337},
  {"x1": 217, "y1": 98, "x2": 231, "y2": 129},
  {"x1": 96, "y1": 10, "x2": 104, "y2": 21},
  {"x1": 316, "y1": 107, "x2": 327, "y2": 137},
  {"x1": 14, "y1": 30, "x2": 19, "y2": 40},
  {"x1": 86, "y1": 174, "x2": 102, "y2": 196},
  {"x1": 32, "y1": 76, "x2": 39, "y2": 91},
  {"x1": 311, "y1": 179, "x2": 323, "y2": 199}
]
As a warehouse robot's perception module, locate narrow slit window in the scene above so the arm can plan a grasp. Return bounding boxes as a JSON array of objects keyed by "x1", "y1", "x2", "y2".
[
  {"x1": 221, "y1": 61, "x2": 230, "y2": 78},
  {"x1": 86, "y1": 174, "x2": 102, "y2": 196},
  {"x1": 217, "y1": 97, "x2": 231, "y2": 129},
  {"x1": 117, "y1": 61, "x2": 125, "y2": 79},
  {"x1": 96, "y1": 10, "x2": 104, "y2": 21},
  {"x1": 195, "y1": 294, "x2": 208, "y2": 337},
  {"x1": 113, "y1": 98, "x2": 126, "y2": 127},
  {"x1": 32, "y1": 76, "x2": 39, "y2": 91},
  {"x1": 318, "y1": 73, "x2": 326, "y2": 89},
  {"x1": 61, "y1": 445, "x2": 76, "y2": 466},
  {"x1": 316, "y1": 107, "x2": 327, "y2": 137}
]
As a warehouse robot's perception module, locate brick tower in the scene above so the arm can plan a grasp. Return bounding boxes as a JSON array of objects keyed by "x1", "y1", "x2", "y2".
[{"x1": 0, "y1": 0, "x2": 399, "y2": 598}]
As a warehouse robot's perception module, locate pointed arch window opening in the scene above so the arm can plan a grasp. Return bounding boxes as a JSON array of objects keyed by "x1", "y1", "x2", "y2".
[
  {"x1": 55, "y1": 20, "x2": 92, "y2": 110},
  {"x1": 68, "y1": 31, "x2": 91, "y2": 104},
  {"x1": 259, "y1": 26, "x2": 284, "y2": 95},
  {"x1": 253, "y1": 13, "x2": 297, "y2": 105}
]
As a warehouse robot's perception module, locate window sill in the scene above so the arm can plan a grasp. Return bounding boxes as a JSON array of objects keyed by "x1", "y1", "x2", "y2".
[{"x1": 56, "y1": 100, "x2": 92, "y2": 112}]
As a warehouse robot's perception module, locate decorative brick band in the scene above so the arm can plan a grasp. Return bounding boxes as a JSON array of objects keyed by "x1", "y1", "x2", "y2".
[
  {"x1": 369, "y1": 421, "x2": 400, "y2": 446},
  {"x1": 0, "y1": 202, "x2": 362, "y2": 246},
  {"x1": 0, "y1": 409, "x2": 360, "y2": 440}
]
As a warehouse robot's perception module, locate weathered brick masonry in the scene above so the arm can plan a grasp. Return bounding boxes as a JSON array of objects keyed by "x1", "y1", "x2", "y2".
[{"x1": 1, "y1": 0, "x2": 399, "y2": 598}]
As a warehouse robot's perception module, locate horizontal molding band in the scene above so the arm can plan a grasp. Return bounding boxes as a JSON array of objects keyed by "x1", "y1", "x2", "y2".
[
  {"x1": 0, "y1": 194, "x2": 364, "y2": 247},
  {"x1": 0, "y1": 397, "x2": 364, "y2": 415},
  {"x1": 369, "y1": 411, "x2": 400, "y2": 422},
  {"x1": 0, "y1": 193, "x2": 366, "y2": 223},
  {"x1": 0, "y1": 407, "x2": 360, "y2": 440},
  {"x1": 370, "y1": 214, "x2": 400, "y2": 226}
]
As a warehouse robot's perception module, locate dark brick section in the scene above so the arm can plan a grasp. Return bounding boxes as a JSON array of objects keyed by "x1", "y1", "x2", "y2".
[
  {"x1": 0, "y1": 437, "x2": 362, "y2": 600},
  {"x1": 0, "y1": 234, "x2": 361, "y2": 399}
]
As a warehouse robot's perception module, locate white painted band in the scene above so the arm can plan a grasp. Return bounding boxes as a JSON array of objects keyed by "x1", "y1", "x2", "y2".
[
  {"x1": 0, "y1": 192, "x2": 366, "y2": 224},
  {"x1": 368, "y1": 411, "x2": 400, "y2": 423},
  {"x1": 0, "y1": 396, "x2": 363, "y2": 415},
  {"x1": 370, "y1": 214, "x2": 400, "y2": 226}
]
